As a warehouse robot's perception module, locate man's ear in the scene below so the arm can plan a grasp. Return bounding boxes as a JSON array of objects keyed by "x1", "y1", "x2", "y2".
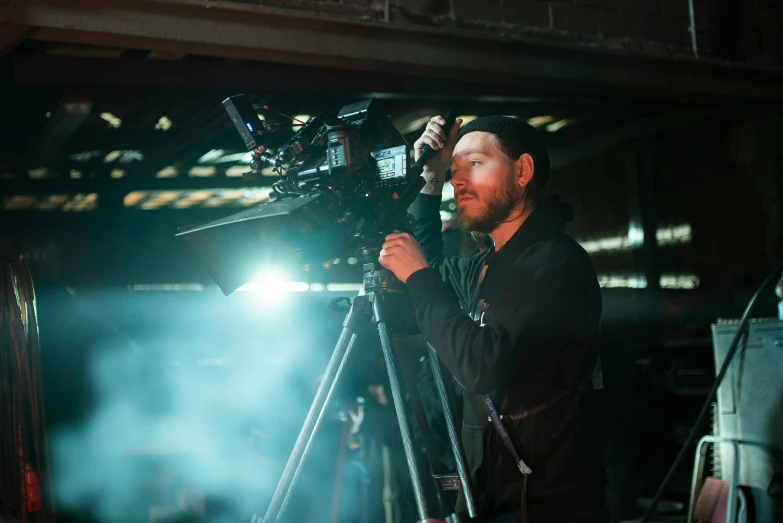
[{"x1": 516, "y1": 153, "x2": 535, "y2": 188}]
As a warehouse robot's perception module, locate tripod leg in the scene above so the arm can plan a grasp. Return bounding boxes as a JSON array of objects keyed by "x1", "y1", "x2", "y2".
[
  {"x1": 262, "y1": 295, "x2": 369, "y2": 523},
  {"x1": 394, "y1": 338, "x2": 444, "y2": 477},
  {"x1": 373, "y1": 294, "x2": 438, "y2": 523},
  {"x1": 428, "y1": 347, "x2": 478, "y2": 519}
]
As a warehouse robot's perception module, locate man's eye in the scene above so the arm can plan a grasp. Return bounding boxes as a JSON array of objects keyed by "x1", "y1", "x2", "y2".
[{"x1": 470, "y1": 160, "x2": 481, "y2": 167}]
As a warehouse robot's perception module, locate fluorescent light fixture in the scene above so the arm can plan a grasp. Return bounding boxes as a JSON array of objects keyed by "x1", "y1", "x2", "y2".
[
  {"x1": 657, "y1": 224, "x2": 692, "y2": 245},
  {"x1": 595, "y1": 273, "x2": 699, "y2": 290},
  {"x1": 580, "y1": 236, "x2": 627, "y2": 253},
  {"x1": 100, "y1": 112, "x2": 121, "y2": 128},
  {"x1": 545, "y1": 119, "x2": 571, "y2": 133},
  {"x1": 188, "y1": 166, "x2": 217, "y2": 177},
  {"x1": 293, "y1": 114, "x2": 310, "y2": 130},
  {"x1": 69, "y1": 151, "x2": 103, "y2": 163},
  {"x1": 118, "y1": 150, "x2": 143, "y2": 163},
  {"x1": 225, "y1": 165, "x2": 247, "y2": 177},
  {"x1": 213, "y1": 152, "x2": 253, "y2": 164},
  {"x1": 578, "y1": 223, "x2": 692, "y2": 253},
  {"x1": 155, "y1": 116, "x2": 172, "y2": 131},
  {"x1": 103, "y1": 150, "x2": 121, "y2": 163},
  {"x1": 124, "y1": 192, "x2": 147, "y2": 207},
  {"x1": 156, "y1": 166, "x2": 178, "y2": 178},
  {"x1": 526, "y1": 116, "x2": 554, "y2": 127},
  {"x1": 61, "y1": 193, "x2": 98, "y2": 212},
  {"x1": 3, "y1": 195, "x2": 37, "y2": 210},
  {"x1": 197, "y1": 149, "x2": 225, "y2": 164},
  {"x1": 597, "y1": 274, "x2": 648, "y2": 289},
  {"x1": 660, "y1": 274, "x2": 700, "y2": 289},
  {"x1": 36, "y1": 195, "x2": 69, "y2": 211},
  {"x1": 110, "y1": 169, "x2": 125, "y2": 179}
]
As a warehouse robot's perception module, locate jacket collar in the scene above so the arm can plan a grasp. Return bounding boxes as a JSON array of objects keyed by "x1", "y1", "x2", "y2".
[{"x1": 487, "y1": 200, "x2": 572, "y2": 263}]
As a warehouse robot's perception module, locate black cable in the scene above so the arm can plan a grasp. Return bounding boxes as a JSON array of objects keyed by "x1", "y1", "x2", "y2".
[{"x1": 641, "y1": 262, "x2": 783, "y2": 522}]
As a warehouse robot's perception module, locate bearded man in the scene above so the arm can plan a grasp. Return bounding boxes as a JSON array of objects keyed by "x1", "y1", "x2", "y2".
[{"x1": 378, "y1": 116, "x2": 608, "y2": 523}]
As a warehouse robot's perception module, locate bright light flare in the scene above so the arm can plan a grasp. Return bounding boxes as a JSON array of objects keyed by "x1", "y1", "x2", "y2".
[{"x1": 236, "y1": 272, "x2": 309, "y2": 305}]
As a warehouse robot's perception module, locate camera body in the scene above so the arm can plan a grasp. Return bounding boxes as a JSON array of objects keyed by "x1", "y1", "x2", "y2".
[{"x1": 178, "y1": 96, "x2": 421, "y2": 295}]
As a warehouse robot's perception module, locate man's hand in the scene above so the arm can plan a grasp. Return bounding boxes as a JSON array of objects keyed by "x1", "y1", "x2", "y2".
[
  {"x1": 378, "y1": 232, "x2": 429, "y2": 283},
  {"x1": 414, "y1": 116, "x2": 462, "y2": 195}
]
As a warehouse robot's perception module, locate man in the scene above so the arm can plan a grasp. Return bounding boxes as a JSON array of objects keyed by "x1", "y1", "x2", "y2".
[{"x1": 378, "y1": 116, "x2": 607, "y2": 522}]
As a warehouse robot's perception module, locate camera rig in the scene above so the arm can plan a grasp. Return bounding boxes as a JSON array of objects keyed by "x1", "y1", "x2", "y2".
[
  {"x1": 177, "y1": 95, "x2": 427, "y2": 295},
  {"x1": 178, "y1": 97, "x2": 473, "y2": 523}
]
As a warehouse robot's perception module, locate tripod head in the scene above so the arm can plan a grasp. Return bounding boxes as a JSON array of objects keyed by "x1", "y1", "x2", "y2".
[{"x1": 358, "y1": 253, "x2": 420, "y2": 336}]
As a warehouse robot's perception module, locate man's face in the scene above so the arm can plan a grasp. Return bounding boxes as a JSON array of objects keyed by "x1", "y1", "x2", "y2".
[{"x1": 449, "y1": 131, "x2": 526, "y2": 233}]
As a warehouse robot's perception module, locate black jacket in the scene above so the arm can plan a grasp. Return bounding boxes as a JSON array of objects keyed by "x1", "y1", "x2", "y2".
[{"x1": 406, "y1": 194, "x2": 607, "y2": 522}]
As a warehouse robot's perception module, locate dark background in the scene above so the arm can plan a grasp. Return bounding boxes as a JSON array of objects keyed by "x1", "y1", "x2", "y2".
[{"x1": 2, "y1": 1, "x2": 783, "y2": 521}]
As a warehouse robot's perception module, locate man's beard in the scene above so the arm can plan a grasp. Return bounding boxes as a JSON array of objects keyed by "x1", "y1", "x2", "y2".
[{"x1": 456, "y1": 173, "x2": 525, "y2": 233}]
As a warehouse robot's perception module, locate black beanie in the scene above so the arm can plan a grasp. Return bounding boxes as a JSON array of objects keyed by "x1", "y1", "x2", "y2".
[{"x1": 456, "y1": 116, "x2": 550, "y2": 188}]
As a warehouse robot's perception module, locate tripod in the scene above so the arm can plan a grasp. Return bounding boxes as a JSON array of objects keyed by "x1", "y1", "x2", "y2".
[{"x1": 254, "y1": 262, "x2": 477, "y2": 523}]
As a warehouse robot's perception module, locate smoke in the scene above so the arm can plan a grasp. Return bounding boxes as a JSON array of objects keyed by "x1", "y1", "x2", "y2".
[{"x1": 48, "y1": 288, "x2": 346, "y2": 523}]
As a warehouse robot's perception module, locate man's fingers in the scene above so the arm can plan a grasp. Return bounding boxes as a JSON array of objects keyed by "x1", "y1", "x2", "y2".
[
  {"x1": 384, "y1": 232, "x2": 410, "y2": 241},
  {"x1": 425, "y1": 121, "x2": 448, "y2": 142},
  {"x1": 382, "y1": 237, "x2": 405, "y2": 247},
  {"x1": 413, "y1": 135, "x2": 437, "y2": 153},
  {"x1": 379, "y1": 245, "x2": 404, "y2": 257},
  {"x1": 382, "y1": 239, "x2": 413, "y2": 251},
  {"x1": 422, "y1": 129, "x2": 444, "y2": 149}
]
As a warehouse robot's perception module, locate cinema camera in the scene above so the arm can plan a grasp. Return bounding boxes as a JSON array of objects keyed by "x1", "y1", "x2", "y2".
[
  {"x1": 178, "y1": 99, "x2": 473, "y2": 523},
  {"x1": 177, "y1": 96, "x2": 426, "y2": 296}
]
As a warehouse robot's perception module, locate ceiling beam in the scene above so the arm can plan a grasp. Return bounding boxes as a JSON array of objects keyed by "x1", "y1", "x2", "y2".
[
  {"x1": 0, "y1": 175, "x2": 273, "y2": 196},
  {"x1": 0, "y1": 23, "x2": 31, "y2": 57},
  {"x1": 3, "y1": 0, "x2": 783, "y2": 102},
  {"x1": 12, "y1": 54, "x2": 481, "y2": 96}
]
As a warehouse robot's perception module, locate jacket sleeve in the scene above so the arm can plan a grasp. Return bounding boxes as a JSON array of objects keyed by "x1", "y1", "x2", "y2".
[
  {"x1": 409, "y1": 193, "x2": 475, "y2": 290},
  {"x1": 404, "y1": 259, "x2": 585, "y2": 395}
]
